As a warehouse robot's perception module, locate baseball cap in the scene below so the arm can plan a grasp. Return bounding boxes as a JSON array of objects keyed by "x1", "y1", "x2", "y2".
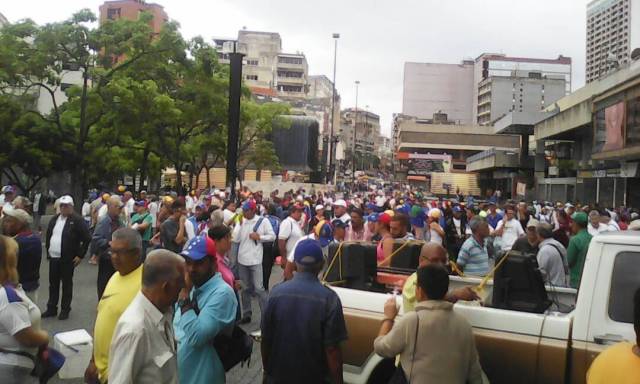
[
  {"x1": 565, "y1": 203, "x2": 575, "y2": 208},
  {"x1": 526, "y1": 218, "x2": 539, "y2": 228},
  {"x1": 314, "y1": 221, "x2": 334, "y2": 247},
  {"x1": 2, "y1": 185, "x2": 15, "y2": 194},
  {"x1": 367, "y1": 213, "x2": 379, "y2": 223},
  {"x1": 293, "y1": 239, "x2": 324, "y2": 266},
  {"x1": 571, "y1": 211, "x2": 588, "y2": 225},
  {"x1": 59, "y1": 195, "x2": 74, "y2": 206},
  {"x1": 453, "y1": 206, "x2": 463, "y2": 213},
  {"x1": 429, "y1": 208, "x2": 441, "y2": 219},
  {"x1": 181, "y1": 234, "x2": 214, "y2": 261},
  {"x1": 242, "y1": 200, "x2": 257, "y2": 211},
  {"x1": 378, "y1": 213, "x2": 392, "y2": 225},
  {"x1": 3, "y1": 206, "x2": 32, "y2": 224},
  {"x1": 333, "y1": 199, "x2": 347, "y2": 208},
  {"x1": 134, "y1": 200, "x2": 146, "y2": 207},
  {"x1": 331, "y1": 219, "x2": 348, "y2": 229},
  {"x1": 315, "y1": 204, "x2": 325, "y2": 211}
]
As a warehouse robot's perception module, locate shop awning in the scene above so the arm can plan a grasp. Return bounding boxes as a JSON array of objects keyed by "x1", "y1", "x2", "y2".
[{"x1": 407, "y1": 175, "x2": 427, "y2": 181}]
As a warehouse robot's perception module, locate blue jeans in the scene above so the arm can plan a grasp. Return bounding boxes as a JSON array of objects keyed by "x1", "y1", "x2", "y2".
[{"x1": 238, "y1": 263, "x2": 266, "y2": 318}]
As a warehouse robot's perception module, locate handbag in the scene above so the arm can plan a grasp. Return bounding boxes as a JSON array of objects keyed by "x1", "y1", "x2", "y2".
[
  {"x1": 191, "y1": 297, "x2": 253, "y2": 372},
  {"x1": 0, "y1": 345, "x2": 65, "y2": 383},
  {"x1": 213, "y1": 324, "x2": 254, "y2": 371},
  {"x1": 388, "y1": 308, "x2": 423, "y2": 384}
]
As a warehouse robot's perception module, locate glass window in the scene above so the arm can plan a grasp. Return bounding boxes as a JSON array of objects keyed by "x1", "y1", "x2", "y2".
[
  {"x1": 594, "y1": 108, "x2": 606, "y2": 152},
  {"x1": 626, "y1": 94, "x2": 640, "y2": 146},
  {"x1": 608, "y1": 252, "x2": 640, "y2": 323}
]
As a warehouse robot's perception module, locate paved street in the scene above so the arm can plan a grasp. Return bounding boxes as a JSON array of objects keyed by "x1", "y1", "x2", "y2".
[{"x1": 35, "y1": 234, "x2": 274, "y2": 384}]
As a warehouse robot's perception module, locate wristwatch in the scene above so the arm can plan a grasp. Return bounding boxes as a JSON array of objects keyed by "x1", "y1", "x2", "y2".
[{"x1": 177, "y1": 297, "x2": 191, "y2": 309}]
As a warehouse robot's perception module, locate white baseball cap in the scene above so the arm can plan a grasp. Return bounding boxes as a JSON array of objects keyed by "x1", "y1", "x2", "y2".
[
  {"x1": 315, "y1": 204, "x2": 325, "y2": 211},
  {"x1": 333, "y1": 199, "x2": 347, "y2": 208},
  {"x1": 59, "y1": 195, "x2": 74, "y2": 206}
]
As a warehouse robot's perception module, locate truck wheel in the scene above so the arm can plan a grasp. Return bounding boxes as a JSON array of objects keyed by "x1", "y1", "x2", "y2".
[{"x1": 366, "y1": 358, "x2": 396, "y2": 384}]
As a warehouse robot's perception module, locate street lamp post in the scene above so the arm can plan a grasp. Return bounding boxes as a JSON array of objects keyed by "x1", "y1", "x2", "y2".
[
  {"x1": 352, "y1": 80, "x2": 360, "y2": 186},
  {"x1": 225, "y1": 41, "x2": 245, "y2": 202},
  {"x1": 327, "y1": 33, "x2": 340, "y2": 184},
  {"x1": 364, "y1": 105, "x2": 369, "y2": 171}
]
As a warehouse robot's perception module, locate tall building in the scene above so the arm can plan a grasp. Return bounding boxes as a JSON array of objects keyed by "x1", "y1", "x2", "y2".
[
  {"x1": 586, "y1": 0, "x2": 640, "y2": 82},
  {"x1": 472, "y1": 53, "x2": 572, "y2": 124},
  {"x1": 402, "y1": 61, "x2": 475, "y2": 124},
  {"x1": 340, "y1": 108, "x2": 382, "y2": 172},
  {"x1": 99, "y1": 0, "x2": 168, "y2": 33},
  {"x1": 214, "y1": 29, "x2": 309, "y2": 99},
  {"x1": 0, "y1": 12, "x2": 8, "y2": 26}
]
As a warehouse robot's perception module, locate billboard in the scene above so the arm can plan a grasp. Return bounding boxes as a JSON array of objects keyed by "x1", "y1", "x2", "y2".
[{"x1": 398, "y1": 153, "x2": 452, "y2": 175}]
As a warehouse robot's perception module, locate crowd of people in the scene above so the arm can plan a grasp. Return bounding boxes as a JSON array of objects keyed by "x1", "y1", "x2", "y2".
[{"x1": 0, "y1": 182, "x2": 639, "y2": 383}]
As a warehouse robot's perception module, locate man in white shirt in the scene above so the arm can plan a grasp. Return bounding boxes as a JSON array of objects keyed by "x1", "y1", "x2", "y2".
[
  {"x1": 223, "y1": 200, "x2": 237, "y2": 226},
  {"x1": 493, "y1": 206, "x2": 524, "y2": 252},
  {"x1": 0, "y1": 185, "x2": 16, "y2": 217},
  {"x1": 185, "y1": 191, "x2": 196, "y2": 215},
  {"x1": 232, "y1": 199, "x2": 275, "y2": 323},
  {"x1": 588, "y1": 210, "x2": 609, "y2": 236},
  {"x1": 600, "y1": 211, "x2": 620, "y2": 232},
  {"x1": 123, "y1": 191, "x2": 135, "y2": 219},
  {"x1": 109, "y1": 250, "x2": 185, "y2": 384},
  {"x1": 280, "y1": 204, "x2": 305, "y2": 280},
  {"x1": 333, "y1": 199, "x2": 351, "y2": 224},
  {"x1": 283, "y1": 221, "x2": 334, "y2": 280}
]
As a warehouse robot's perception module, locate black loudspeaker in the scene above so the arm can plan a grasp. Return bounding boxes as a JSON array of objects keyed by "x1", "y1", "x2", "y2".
[
  {"x1": 388, "y1": 241, "x2": 422, "y2": 271},
  {"x1": 325, "y1": 242, "x2": 379, "y2": 290},
  {"x1": 492, "y1": 251, "x2": 551, "y2": 314}
]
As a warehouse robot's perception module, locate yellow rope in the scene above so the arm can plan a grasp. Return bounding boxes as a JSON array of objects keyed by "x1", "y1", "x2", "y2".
[
  {"x1": 474, "y1": 250, "x2": 513, "y2": 293},
  {"x1": 450, "y1": 261, "x2": 465, "y2": 277},
  {"x1": 322, "y1": 241, "x2": 345, "y2": 282}
]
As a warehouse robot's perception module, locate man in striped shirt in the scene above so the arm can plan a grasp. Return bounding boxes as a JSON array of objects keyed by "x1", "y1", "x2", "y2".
[{"x1": 456, "y1": 217, "x2": 490, "y2": 276}]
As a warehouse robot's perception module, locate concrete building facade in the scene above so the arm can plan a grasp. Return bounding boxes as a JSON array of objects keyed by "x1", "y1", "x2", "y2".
[
  {"x1": 99, "y1": 0, "x2": 168, "y2": 34},
  {"x1": 214, "y1": 30, "x2": 309, "y2": 99},
  {"x1": 476, "y1": 71, "x2": 567, "y2": 125},
  {"x1": 586, "y1": 0, "x2": 640, "y2": 83},
  {"x1": 402, "y1": 61, "x2": 475, "y2": 124},
  {"x1": 472, "y1": 53, "x2": 572, "y2": 124},
  {"x1": 0, "y1": 12, "x2": 8, "y2": 26}
]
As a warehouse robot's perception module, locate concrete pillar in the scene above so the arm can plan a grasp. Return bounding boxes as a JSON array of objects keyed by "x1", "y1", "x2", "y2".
[
  {"x1": 520, "y1": 134, "x2": 529, "y2": 168},
  {"x1": 535, "y1": 140, "x2": 545, "y2": 174}
]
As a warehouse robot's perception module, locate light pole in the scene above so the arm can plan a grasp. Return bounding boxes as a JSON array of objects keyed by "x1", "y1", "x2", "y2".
[
  {"x1": 364, "y1": 105, "x2": 369, "y2": 171},
  {"x1": 327, "y1": 33, "x2": 340, "y2": 184},
  {"x1": 224, "y1": 41, "x2": 245, "y2": 202},
  {"x1": 352, "y1": 80, "x2": 360, "y2": 186}
]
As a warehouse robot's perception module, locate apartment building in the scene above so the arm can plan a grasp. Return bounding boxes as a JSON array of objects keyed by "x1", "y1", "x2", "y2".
[
  {"x1": 586, "y1": 0, "x2": 640, "y2": 82},
  {"x1": 99, "y1": 0, "x2": 167, "y2": 34}
]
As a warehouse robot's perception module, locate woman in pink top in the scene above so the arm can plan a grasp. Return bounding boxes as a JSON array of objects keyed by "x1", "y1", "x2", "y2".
[
  {"x1": 206, "y1": 225, "x2": 236, "y2": 290},
  {"x1": 375, "y1": 213, "x2": 395, "y2": 265}
]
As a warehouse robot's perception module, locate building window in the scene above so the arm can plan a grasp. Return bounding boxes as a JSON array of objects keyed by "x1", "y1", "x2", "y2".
[
  {"x1": 277, "y1": 84, "x2": 303, "y2": 92},
  {"x1": 107, "y1": 8, "x2": 121, "y2": 20},
  {"x1": 278, "y1": 56, "x2": 303, "y2": 65},
  {"x1": 277, "y1": 70, "x2": 303, "y2": 78},
  {"x1": 627, "y1": 94, "x2": 640, "y2": 146},
  {"x1": 246, "y1": 59, "x2": 259, "y2": 66},
  {"x1": 246, "y1": 75, "x2": 258, "y2": 81}
]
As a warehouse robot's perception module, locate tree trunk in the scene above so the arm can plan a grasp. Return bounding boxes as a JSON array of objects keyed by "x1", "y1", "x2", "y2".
[
  {"x1": 205, "y1": 166, "x2": 211, "y2": 189},
  {"x1": 139, "y1": 146, "x2": 150, "y2": 193},
  {"x1": 175, "y1": 163, "x2": 183, "y2": 196},
  {"x1": 195, "y1": 167, "x2": 201, "y2": 191}
]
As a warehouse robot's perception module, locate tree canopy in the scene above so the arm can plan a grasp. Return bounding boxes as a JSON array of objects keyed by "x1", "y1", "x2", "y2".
[{"x1": 0, "y1": 9, "x2": 288, "y2": 199}]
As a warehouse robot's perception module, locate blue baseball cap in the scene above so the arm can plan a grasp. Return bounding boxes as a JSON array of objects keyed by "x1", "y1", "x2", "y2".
[
  {"x1": 181, "y1": 234, "x2": 209, "y2": 261},
  {"x1": 453, "y1": 206, "x2": 463, "y2": 213},
  {"x1": 294, "y1": 239, "x2": 324, "y2": 266},
  {"x1": 367, "y1": 213, "x2": 379, "y2": 223},
  {"x1": 331, "y1": 219, "x2": 348, "y2": 229},
  {"x1": 242, "y1": 199, "x2": 257, "y2": 211},
  {"x1": 316, "y1": 222, "x2": 333, "y2": 247}
]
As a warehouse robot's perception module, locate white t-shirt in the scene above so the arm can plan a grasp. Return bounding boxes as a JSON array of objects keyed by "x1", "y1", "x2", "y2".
[
  {"x1": 588, "y1": 223, "x2": 609, "y2": 236},
  {"x1": 0, "y1": 285, "x2": 41, "y2": 369},
  {"x1": 223, "y1": 209, "x2": 235, "y2": 224},
  {"x1": 82, "y1": 202, "x2": 91, "y2": 219},
  {"x1": 287, "y1": 233, "x2": 316, "y2": 263},
  {"x1": 429, "y1": 228, "x2": 443, "y2": 245},
  {"x1": 279, "y1": 216, "x2": 304, "y2": 261},
  {"x1": 48, "y1": 215, "x2": 67, "y2": 258},
  {"x1": 185, "y1": 196, "x2": 196, "y2": 213},
  {"x1": 453, "y1": 218, "x2": 463, "y2": 237},
  {"x1": 496, "y1": 218, "x2": 525, "y2": 251},
  {"x1": 125, "y1": 198, "x2": 135, "y2": 217},
  {"x1": 148, "y1": 201, "x2": 159, "y2": 228}
]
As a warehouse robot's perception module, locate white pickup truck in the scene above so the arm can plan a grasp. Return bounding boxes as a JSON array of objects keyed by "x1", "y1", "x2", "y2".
[{"x1": 332, "y1": 232, "x2": 640, "y2": 384}]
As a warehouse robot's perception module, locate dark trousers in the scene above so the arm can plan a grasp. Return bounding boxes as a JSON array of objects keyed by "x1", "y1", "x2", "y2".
[
  {"x1": 47, "y1": 258, "x2": 75, "y2": 312},
  {"x1": 262, "y1": 243, "x2": 276, "y2": 291},
  {"x1": 97, "y1": 257, "x2": 116, "y2": 299}
]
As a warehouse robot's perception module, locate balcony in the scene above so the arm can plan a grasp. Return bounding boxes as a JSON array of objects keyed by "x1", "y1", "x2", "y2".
[{"x1": 466, "y1": 149, "x2": 525, "y2": 172}]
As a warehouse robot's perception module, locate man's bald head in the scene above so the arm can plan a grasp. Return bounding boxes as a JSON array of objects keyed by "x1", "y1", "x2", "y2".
[
  {"x1": 142, "y1": 249, "x2": 184, "y2": 288},
  {"x1": 419, "y1": 242, "x2": 448, "y2": 267}
]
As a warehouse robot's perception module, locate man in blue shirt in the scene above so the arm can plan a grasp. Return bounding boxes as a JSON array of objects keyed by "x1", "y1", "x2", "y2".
[
  {"x1": 261, "y1": 239, "x2": 348, "y2": 384},
  {"x1": 174, "y1": 234, "x2": 238, "y2": 384}
]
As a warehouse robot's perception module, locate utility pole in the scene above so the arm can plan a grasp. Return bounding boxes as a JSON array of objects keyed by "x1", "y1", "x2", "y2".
[
  {"x1": 226, "y1": 42, "x2": 245, "y2": 202},
  {"x1": 352, "y1": 80, "x2": 359, "y2": 186},
  {"x1": 327, "y1": 33, "x2": 340, "y2": 184}
]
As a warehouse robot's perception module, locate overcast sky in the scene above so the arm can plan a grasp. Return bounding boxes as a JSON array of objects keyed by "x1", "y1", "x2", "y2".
[{"x1": 2, "y1": 0, "x2": 588, "y2": 135}]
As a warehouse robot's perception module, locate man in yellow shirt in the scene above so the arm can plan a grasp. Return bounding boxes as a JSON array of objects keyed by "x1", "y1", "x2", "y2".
[
  {"x1": 403, "y1": 243, "x2": 478, "y2": 312},
  {"x1": 587, "y1": 288, "x2": 640, "y2": 384},
  {"x1": 84, "y1": 228, "x2": 144, "y2": 383}
]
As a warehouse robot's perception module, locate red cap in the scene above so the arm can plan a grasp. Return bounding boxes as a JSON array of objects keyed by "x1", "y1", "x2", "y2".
[{"x1": 378, "y1": 213, "x2": 392, "y2": 225}]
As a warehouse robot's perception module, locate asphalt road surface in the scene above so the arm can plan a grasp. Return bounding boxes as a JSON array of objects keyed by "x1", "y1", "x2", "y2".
[{"x1": 35, "y1": 235, "x2": 276, "y2": 384}]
